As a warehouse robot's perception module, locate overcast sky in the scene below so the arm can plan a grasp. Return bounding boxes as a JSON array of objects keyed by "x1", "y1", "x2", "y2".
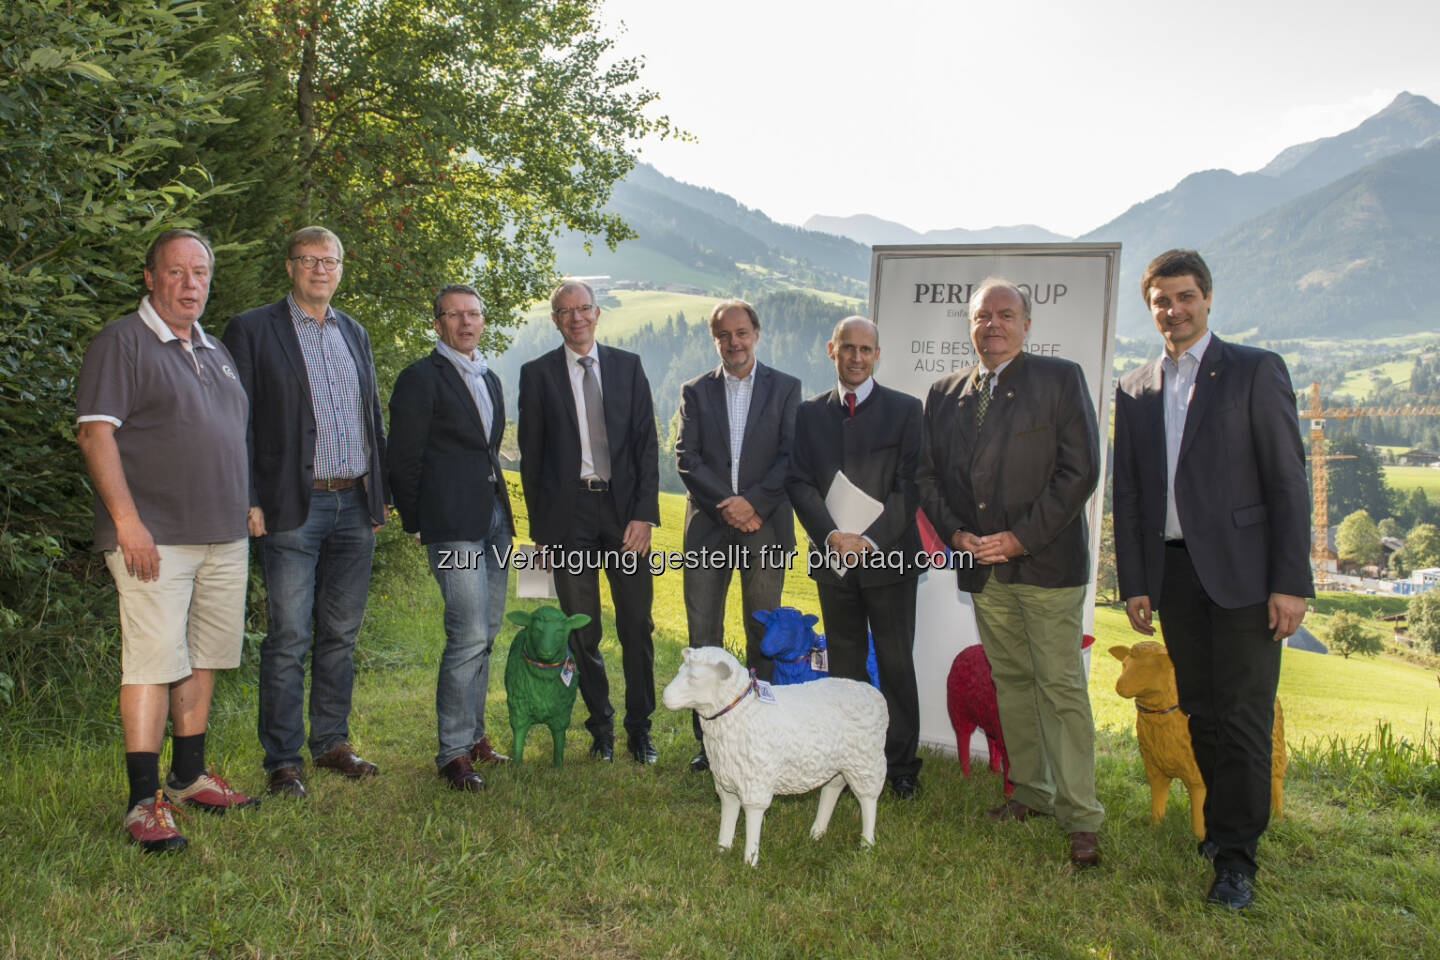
[{"x1": 598, "y1": 0, "x2": 1440, "y2": 237}]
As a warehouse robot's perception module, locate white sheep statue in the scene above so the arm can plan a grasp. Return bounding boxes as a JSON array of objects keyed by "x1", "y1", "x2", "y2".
[{"x1": 661, "y1": 645, "x2": 888, "y2": 867}]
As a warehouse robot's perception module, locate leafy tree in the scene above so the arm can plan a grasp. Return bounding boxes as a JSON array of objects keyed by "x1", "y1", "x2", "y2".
[
  {"x1": 197, "y1": 0, "x2": 677, "y2": 382},
  {"x1": 1326, "y1": 437, "x2": 1393, "y2": 522},
  {"x1": 1327, "y1": 610, "x2": 1383, "y2": 659},
  {"x1": 1400, "y1": 487, "x2": 1437, "y2": 529},
  {"x1": 1404, "y1": 523, "x2": 1440, "y2": 570},
  {"x1": 1406, "y1": 590, "x2": 1440, "y2": 654},
  {"x1": 1336, "y1": 510, "x2": 1383, "y2": 567},
  {"x1": 1378, "y1": 517, "x2": 1402, "y2": 539},
  {"x1": 1, "y1": 0, "x2": 249, "y2": 704}
]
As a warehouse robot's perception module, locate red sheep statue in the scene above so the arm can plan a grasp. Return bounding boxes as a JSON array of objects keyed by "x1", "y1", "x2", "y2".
[{"x1": 946, "y1": 634, "x2": 1095, "y2": 796}]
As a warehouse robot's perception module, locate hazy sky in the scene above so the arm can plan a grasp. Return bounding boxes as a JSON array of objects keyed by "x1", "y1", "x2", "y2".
[{"x1": 598, "y1": 0, "x2": 1440, "y2": 237}]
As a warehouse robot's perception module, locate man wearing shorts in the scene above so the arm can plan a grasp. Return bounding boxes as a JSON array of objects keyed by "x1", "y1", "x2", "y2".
[{"x1": 76, "y1": 228, "x2": 259, "y2": 853}]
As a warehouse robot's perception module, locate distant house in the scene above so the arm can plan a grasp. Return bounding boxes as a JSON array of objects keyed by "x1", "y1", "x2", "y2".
[
  {"x1": 570, "y1": 274, "x2": 613, "y2": 295},
  {"x1": 1398, "y1": 449, "x2": 1440, "y2": 466}
]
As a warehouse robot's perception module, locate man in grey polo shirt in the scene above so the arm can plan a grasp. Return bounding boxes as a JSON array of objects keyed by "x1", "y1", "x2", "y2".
[{"x1": 77, "y1": 228, "x2": 259, "y2": 854}]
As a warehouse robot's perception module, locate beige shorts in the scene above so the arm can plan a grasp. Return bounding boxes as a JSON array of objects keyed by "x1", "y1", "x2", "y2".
[{"x1": 105, "y1": 539, "x2": 249, "y2": 685}]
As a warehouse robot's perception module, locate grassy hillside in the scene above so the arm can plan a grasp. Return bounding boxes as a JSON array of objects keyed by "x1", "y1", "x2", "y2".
[{"x1": 1385, "y1": 465, "x2": 1440, "y2": 499}]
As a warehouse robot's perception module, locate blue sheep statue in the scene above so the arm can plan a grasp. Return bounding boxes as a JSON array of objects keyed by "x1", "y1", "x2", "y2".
[{"x1": 754, "y1": 606, "x2": 879, "y2": 689}]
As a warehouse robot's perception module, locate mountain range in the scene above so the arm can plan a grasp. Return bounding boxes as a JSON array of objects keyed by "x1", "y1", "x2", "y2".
[{"x1": 552, "y1": 91, "x2": 1440, "y2": 340}]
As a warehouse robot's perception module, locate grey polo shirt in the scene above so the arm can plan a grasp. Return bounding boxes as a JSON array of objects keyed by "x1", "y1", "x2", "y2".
[{"x1": 76, "y1": 298, "x2": 250, "y2": 551}]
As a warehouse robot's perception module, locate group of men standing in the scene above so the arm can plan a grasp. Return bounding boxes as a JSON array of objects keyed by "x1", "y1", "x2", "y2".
[{"x1": 79, "y1": 231, "x2": 1311, "y2": 911}]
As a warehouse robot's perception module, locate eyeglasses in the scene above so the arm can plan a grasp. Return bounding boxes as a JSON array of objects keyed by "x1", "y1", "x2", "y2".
[
  {"x1": 438, "y1": 309, "x2": 484, "y2": 322},
  {"x1": 290, "y1": 255, "x2": 343, "y2": 272},
  {"x1": 554, "y1": 304, "x2": 596, "y2": 320}
]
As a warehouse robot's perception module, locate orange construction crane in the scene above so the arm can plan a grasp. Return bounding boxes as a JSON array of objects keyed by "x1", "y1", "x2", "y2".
[{"x1": 1299, "y1": 382, "x2": 1440, "y2": 580}]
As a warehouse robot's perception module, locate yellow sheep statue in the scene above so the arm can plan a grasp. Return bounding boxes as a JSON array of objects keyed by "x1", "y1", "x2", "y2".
[{"x1": 1110, "y1": 641, "x2": 1285, "y2": 839}]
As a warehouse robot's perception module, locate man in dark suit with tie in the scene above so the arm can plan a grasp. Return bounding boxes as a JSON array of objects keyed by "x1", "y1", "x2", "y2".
[
  {"x1": 786, "y1": 316, "x2": 924, "y2": 799},
  {"x1": 223, "y1": 226, "x2": 387, "y2": 797},
  {"x1": 917, "y1": 278, "x2": 1103, "y2": 867},
  {"x1": 517, "y1": 279, "x2": 660, "y2": 764},
  {"x1": 388, "y1": 283, "x2": 515, "y2": 792},
  {"x1": 676, "y1": 299, "x2": 802, "y2": 772},
  {"x1": 1114, "y1": 249, "x2": 1312, "y2": 910}
]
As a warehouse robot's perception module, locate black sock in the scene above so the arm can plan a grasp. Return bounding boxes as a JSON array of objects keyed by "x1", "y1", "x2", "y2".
[
  {"x1": 125, "y1": 752, "x2": 161, "y2": 809},
  {"x1": 170, "y1": 732, "x2": 206, "y2": 786}
]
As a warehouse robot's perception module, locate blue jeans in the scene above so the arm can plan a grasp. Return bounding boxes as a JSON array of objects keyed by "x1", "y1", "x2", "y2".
[
  {"x1": 258, "y1": 486, "x2": 375, "y2": 771},
  {"x1": 427, "y1": 503, "x2": 511, "y2": 769}
]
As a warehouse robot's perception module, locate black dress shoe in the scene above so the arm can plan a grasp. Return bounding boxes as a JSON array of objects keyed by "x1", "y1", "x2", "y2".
[
  {"x1": 628, "y1": 733, "x2": 658, "y2": 765},
  {"x1": 1197, "y1": 838, "x2": 1219, "y2": 861},
  {"x1": 689, "y1": 747, "x2": 710, "y2": 772},
  {"x1": 890, "y1": 775, "x2": 919, "y2": 800},
  {"x1": 1206, "y1": 869, "x2": 1255, "y2": 910},
  {"x1": 589, "y1": 739, "x2": 614, "y2": 762},
  {"x1": 266, "y1": 765, "x2": 306, "y2": 798}
]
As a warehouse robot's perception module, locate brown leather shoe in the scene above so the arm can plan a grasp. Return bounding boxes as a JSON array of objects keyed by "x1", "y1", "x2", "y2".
[
  {"x1": 439, "y1": 756, "x2": 484, "y2": 792},
  {"x1": 267, "y1": 765, "x2": 306, "y2": 798},
  {"x1": 985, "y1": 798, "x2": 1051, "y2": 822},
  {"x1": 1069, "y1": 831, "x2": 1100, "y2": 867},
  {"x1": 470, "y1": 736, "x2": 510, "y2": 765},
  {"x1": 313, "y1": 743, "x2": 378, "y2": 778}
]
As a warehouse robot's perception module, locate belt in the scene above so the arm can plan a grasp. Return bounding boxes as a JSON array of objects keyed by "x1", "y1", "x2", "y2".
[
  {"x1": 578, "y1": 478, "x2": 610, "y2": 492},
  {"x1": 314, "y1": 476, "x2": 362, "y2": 491}
]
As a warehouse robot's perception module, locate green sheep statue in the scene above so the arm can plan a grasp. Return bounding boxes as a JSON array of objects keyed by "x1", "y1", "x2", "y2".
[{"x1": 504, "y1": 607, "x2": 591, "y2": 766}]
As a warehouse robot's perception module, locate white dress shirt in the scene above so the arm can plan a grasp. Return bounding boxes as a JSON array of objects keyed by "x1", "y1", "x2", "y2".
[
  {"x1": 564, "y1": 342, "x2": 603, "y2": 480},
  {"x1": 1163, "y1": 329, "x2": 1213, "y2": 540}
]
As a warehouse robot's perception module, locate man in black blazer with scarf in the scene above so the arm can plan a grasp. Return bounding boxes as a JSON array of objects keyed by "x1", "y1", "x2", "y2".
[
  {"x1": 676, "y1": 299, "x2": 801, "y2": 771},
  {"x1": 786, "y1": 316, "x2": 924, "y2": 799},
  {"x1": 1114, "y1": 249, "x2": 1312, "y2": 910},
  {"x1": 223, "y1": 226, "x2": 387, "y2": 797},
  {"x1": 917, "y1": 279, "x2": 1102, "y2": 868},
  {"x1": 518, "y1": 279, "x2": 660, "y2": 764},
  {"x1": 388, "y1": 283, "x2": 515, "y2": 792}
]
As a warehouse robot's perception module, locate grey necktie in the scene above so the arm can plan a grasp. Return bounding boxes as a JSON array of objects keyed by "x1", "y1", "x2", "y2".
[
  {"x1": 578, "y1": 356, "x2": 611, "y2": 480},
  {"x1": 975, "y1": 370, "x2": 993, "y2": 428}
]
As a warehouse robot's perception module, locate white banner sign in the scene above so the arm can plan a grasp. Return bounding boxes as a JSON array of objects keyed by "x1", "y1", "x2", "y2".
[{"x1": 869, "y1": 243, "x2": 1121, "y2": 756}]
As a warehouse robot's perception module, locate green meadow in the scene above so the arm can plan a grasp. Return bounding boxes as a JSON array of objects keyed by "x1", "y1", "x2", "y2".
[
  {"x1": 2, "y1": 479, "x2": 1437, "y2": 959},
  {"x1": 1384, "y1": 464, "x2": 1440, "y2": 500}
]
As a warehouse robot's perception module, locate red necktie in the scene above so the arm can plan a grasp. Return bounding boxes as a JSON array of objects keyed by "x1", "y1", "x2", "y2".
[{"x1": 845, "y1": 392, "x2": 856, "y2": 417}]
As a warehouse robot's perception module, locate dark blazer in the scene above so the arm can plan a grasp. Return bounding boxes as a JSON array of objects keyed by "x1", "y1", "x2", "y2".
[
  {"x1": 676, "y1": 362, "x2": 801, "y2": 552},
  {"x1": 786, "y1": 382, "x2": 924, "y2": 587},
  {"x1": 386, "y1": 349, "x2": 515, "y2": 545},
  {"x1": 918, "y1": 352, "x2": 1099, "y2": 594},
  {"x1": 222, "y1": 299, "x2": 387, "y2": 533},
  {"x1": 517, "y1": 344, "x2": 659, "y2": 547},
  {"x1": 1113, "y1": 335, "x2": 1313, "y2": 610}
]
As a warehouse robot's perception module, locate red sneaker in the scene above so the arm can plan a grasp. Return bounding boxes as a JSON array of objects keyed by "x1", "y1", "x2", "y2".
[
  {"x1": 123, "y1": 790, "x2": 187, "y2": 853},
  {"x1": 164, "y1": 769, "x2": 260, "y2": 813}
]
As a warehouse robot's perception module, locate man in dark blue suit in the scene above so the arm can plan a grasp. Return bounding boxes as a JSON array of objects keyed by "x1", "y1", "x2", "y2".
[
  {"x1": 676, "y1": 299, "x2": 801, "y2": 771},
  {"x1": 223, "y1": 226, "x2": 388, "y2": 798},
  {"x1": 517, "y1": 280, "x2": 660, "y2": 764},
  {"x1": 1114, "y1": 249, "x2": 1313, "y2": 910},
  {"x1": 388, "y1": 284, "x2": 514, "y2": 792}
]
